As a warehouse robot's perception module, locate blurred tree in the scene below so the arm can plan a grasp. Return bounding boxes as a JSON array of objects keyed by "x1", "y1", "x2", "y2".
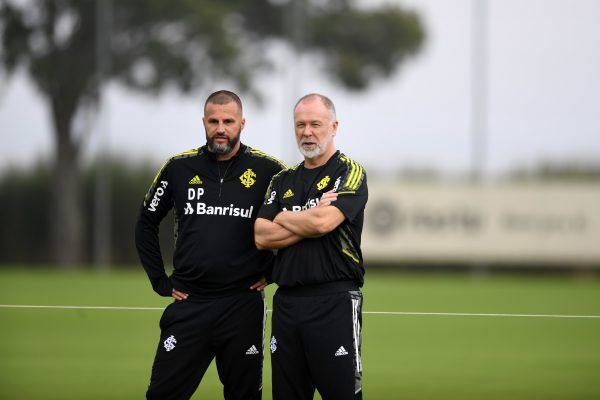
[
  {"x1": 0, "y1": 0, "x2": 424, "y2": 266},
  {"x1": 0, "y1": 164, "x2": 53, "y2": 264},
  {"x1": 0, "y1": 160, "x2": 175, "y2": 265},
  {"x1": 81, "y1": 159, "x2": 176, "y2": 265}
]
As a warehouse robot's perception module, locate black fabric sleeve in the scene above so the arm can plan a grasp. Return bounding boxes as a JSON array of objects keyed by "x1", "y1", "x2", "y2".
[
  {"x1": 257, "y1": 173, "x2": 283, "y2": 221},
  {"x1": 256, "y1": 161, "x2": 284, "y2": 282},
  {"x1": 332, "y1": 167, "x2": 368, "y2": 223},
  {"x1": 134, "y1": 161, "x2": 174, "y2": 297}
]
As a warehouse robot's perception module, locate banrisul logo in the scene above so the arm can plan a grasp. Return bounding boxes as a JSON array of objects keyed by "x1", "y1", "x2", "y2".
[
  {"x1": 148, "y1": 181, "x2": 168, "y2": 212},
  {"x1": 283, "y1": 196, "x2": 320, "y2": 212},
  {"x1": 184, "y1": 187, "x2": 254, "y2": 218}
]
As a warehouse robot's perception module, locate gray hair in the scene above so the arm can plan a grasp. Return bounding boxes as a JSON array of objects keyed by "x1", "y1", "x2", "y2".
[{"x1": 294, "y1": 93, "x2": 336, "y2": 120}]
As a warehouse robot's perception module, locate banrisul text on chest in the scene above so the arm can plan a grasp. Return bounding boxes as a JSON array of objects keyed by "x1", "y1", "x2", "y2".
[
  {"x1": 183, "y1": 187, "x2": 254, "y2": 218},
  {"x1": 283, "y1": 197, "x2": 320, "y2": 212}
]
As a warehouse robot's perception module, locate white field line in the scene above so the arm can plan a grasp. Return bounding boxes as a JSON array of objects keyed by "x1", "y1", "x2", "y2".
[
  {"x1": 365, "y1": 311, "x2": 600, "y2": 319},
  {"x1": 1, "y1": 304, "x2": 599, "y2": 319},
  {"x1": 0, "y1": 304, "x2": 162, "y2": 310}
]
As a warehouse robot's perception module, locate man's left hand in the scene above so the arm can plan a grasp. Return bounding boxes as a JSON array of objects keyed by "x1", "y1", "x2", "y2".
[{"x1": 250, "y1": 276, "x2": 269, "y2": 291}]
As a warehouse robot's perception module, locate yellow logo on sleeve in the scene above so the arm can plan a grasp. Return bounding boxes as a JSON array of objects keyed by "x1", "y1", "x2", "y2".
[
  {"x1": 239, "y1": 168, "x2": 257, "y2": 188},
  {"x1": 283, "y1": 189, "x2": 294, "y2": 199},
  {"x1": 316, "y1": 176, "x2": 330, "y2": 190}
]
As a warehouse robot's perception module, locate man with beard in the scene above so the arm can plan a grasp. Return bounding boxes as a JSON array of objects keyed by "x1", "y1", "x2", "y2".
[
  {"x1": 136, "y1": 90, "x2": 285, "y2": 400},
  {"x1": 255, "y1": 93, "x2": 368, "y2": 400}
]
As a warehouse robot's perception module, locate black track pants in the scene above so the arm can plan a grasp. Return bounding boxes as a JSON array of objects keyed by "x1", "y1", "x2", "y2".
[
  {"x1": 270, "y1": 287, "x2": 363, "y2": 400},
  {"x1": 146, "y1": 291, "x2": 266, "y2": 400}
]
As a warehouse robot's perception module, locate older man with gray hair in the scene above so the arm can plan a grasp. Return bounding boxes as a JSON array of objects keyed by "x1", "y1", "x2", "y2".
[{"x1": 255, "y1": 93, "x2": 368, "y2": 400}]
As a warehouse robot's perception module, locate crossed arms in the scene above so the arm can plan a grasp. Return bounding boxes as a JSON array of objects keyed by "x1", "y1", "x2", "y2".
[{"x1": 254, "y1": 191, "x2": 345, "y2": 250}]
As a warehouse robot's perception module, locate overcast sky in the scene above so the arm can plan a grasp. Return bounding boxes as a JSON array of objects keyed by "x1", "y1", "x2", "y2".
[{"x1": 1, "y1": 0, "x2": 599, "y2": 177}]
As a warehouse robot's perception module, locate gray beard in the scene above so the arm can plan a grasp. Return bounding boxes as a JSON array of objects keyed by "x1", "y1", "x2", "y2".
[
  {"x1": 298, "y1": 137, "x2": 330, "y2": 159},
  {"x1": 298, "y1": 145, "x2": 322, "y2": 159},
  {"x1": 208, "y1": 141, "x2": 232, "y2": 154},
  {"x1": 207, "y1": 134, "x2": 239, "y2": 155}
]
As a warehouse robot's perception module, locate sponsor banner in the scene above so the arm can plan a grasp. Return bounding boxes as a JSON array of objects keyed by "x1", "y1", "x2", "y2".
[
  {"x1": 363, "y1": 182, "x2": 600, "y2": 265},
  {"x1": 183, "y1": 186, "x2": 253, "y2": 218}
]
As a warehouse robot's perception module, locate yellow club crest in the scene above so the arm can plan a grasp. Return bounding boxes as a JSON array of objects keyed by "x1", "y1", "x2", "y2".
[
  {"x1": 239, "y1": 168, "x2": 257, "y2": 188},
  {"x1": 316, "y1": 175, "x2": 330, "y2": 190}
]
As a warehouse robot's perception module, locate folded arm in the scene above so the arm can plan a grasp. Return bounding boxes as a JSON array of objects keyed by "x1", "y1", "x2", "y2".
[
  {"x1": 271, "y1": 189, "x2": 345, "y2": 238},
  {"x1": 274, "y1": 205, "x2": 345, "y2": 238},
  {"x1": 254, "y1": 217, "x2": 304, "y2": 250}
]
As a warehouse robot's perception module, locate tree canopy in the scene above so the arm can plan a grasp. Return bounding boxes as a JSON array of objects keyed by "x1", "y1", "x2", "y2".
[
  {"x1": 2, "y1": 0, "x2": 425, "y2": 95},
  {"x1": 0, "y1": 0, "x2": 425, "y2": 265}
]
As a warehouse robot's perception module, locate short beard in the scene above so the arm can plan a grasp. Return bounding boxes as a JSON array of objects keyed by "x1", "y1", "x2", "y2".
[
  {"x1": 207, "y1": 131, "x2": 240, "y2": 155},
  {"x1": 298, "y1": 136, "x2": 331, "y2": 159}
]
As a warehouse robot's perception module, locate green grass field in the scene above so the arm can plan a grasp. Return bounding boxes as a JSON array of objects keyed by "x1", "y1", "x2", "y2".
[{"x1": 1, "y1": 268, "x2": 599, "y2": 399}]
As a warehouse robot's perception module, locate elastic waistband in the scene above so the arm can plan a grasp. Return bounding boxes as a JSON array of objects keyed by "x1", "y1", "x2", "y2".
[
  {"x1": 172, "y1": 278, "x2": 257, "y2": 300},
  {"x1": 276, "y1": 280, "x2": 359, "y2": 297},
  {"x1": 188, "y1": 288, "x2": 257, "y2": 301}
]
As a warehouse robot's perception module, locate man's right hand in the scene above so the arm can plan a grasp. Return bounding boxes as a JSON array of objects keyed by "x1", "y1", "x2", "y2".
[
  {"x1": 318, "y1": 190, "x2": 338, "y2": 207},
  {"x1": 172, "y1": 288, "x2": 189, "y2": 301}
]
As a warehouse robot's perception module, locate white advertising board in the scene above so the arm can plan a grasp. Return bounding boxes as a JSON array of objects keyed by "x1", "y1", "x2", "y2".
[{"x1": 362, "y1": 182, "x2": 600, "y2": 266}]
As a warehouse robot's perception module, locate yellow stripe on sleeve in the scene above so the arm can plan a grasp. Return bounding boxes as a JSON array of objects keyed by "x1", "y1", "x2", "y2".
[
  {"x1": 144, "y1": 148, "x2": 197, "y2": 206},
  {"x1": 350, "y1": 164, "x2": 363, "y2": 190},
  {"x1": 342, "y1": 249, "x2": 360, "y2": 263}
]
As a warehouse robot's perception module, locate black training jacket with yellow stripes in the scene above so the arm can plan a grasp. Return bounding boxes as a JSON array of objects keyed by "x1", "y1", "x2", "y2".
[
  {"x1": 257, "y1": 150, "x2": 368, "y2": 287},
  {"x1": 135, "y1": 143, "x2": 285, "y2": 297}
]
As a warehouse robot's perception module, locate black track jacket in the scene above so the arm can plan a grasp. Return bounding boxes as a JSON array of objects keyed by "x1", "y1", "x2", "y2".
[
  {"x1": 135, "y1": 144, "x2": 285, "y2": 297},
  {"x1": 257, "y1": 151, "x2": 368, "y2": 287}
]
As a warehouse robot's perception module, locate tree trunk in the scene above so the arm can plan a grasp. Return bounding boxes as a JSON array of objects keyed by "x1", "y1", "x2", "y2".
[{"x1": 50, "y1": 99, "x2": 83, "y2": 267}]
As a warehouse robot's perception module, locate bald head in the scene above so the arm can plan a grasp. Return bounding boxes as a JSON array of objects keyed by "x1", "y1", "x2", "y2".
[
  {"x1": 204, "y1": 90, "x2": 243, "y2": 116},
  {"x1": 294, "y1": 93, "x2": 336, "y2": 121},
  {"x1": 293, "y1": 93, "x2": 339, "y2": 165}
]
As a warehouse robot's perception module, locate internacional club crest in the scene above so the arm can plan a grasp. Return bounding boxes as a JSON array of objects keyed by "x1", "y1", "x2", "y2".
[
  {"x1": 163, "y1": 335, "x2": 177, "y2": 352},
  {"x1": 270, "y1": 336, "x2": 277, "y2": 353},
  {"x1": 317, "y1": 175, "x2": 330, "y2": 190},
  {"x1": 239, "y1": 168, "x2": 257, "y2": 188}
]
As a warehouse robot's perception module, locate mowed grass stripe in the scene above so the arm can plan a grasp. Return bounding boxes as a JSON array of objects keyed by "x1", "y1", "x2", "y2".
[{"x1": 1, "y1": 268, "x2": 599, "y2": 399}]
